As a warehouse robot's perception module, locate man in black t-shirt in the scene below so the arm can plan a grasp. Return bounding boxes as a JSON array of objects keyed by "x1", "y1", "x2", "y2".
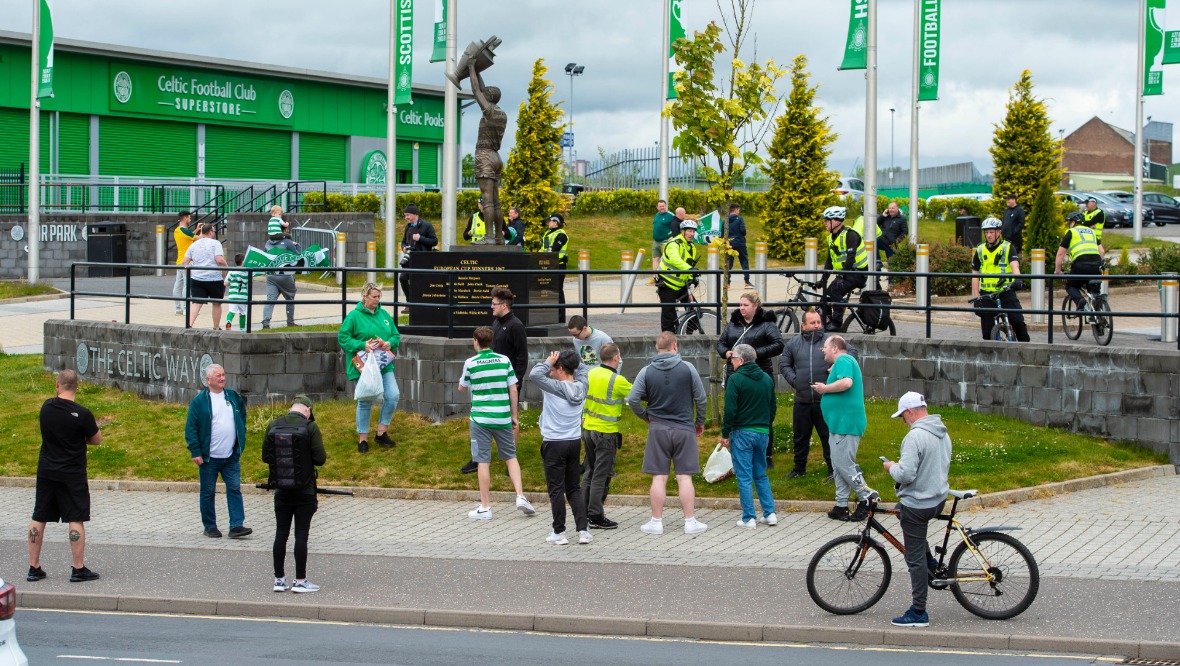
[{"x1": 28, "y1": 369, "x2": 102, "y2": 583}]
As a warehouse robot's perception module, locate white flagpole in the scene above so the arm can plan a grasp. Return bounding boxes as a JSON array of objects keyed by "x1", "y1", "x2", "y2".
[
  {"x1": 386, "y1": 0, "x2": 397, "y2": 270},
  {"x1": 1133, "y1": 0, "x2": 1145, "y2": 244},
  {"x1": 864, "y1": 0, "x2": 878, "y2": 281},
  {"x1": 440, "y1": 0, "x2": 457, "y2": 251},
  {"x1": 28, "y1": 0, "x2": 41, "y2": 283},
  {"x1": 658, "y1": 0, "x2": 670, "y2": 203},
  {"x1": 908, "y1": 0, "x2": 920, "y2": 243}
]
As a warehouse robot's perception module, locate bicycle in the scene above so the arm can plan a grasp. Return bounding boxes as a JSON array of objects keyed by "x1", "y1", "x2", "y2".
[
  {"x1": 968, "y1": 281, "x2": 1021, "y2": 342},
  {"x1": 777, "y1": 272, "x2": 896, "y2": 336},
  {"x1": 806, "y1": 467, "x2": 1039, "y2": 620},
  {"x1": 674, "y1": 279, "x2": 721, "y2": 336},
  {"x1": 1060, "y1": 277, "x2": 1113, "y2": 346}
]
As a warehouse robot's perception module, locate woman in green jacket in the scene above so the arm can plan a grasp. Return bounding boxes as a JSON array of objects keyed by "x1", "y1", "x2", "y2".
[{"x1": 337, "y1": 282, "x2": 401, "y2": 453}]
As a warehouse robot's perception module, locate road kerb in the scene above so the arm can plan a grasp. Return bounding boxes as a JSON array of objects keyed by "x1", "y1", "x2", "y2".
[
  {"x1": 533, "y1": 614, "x2": 647, "y2": 637},
  {"x1": 646, "y1": 619, "x2": 764, "y2": 641}
]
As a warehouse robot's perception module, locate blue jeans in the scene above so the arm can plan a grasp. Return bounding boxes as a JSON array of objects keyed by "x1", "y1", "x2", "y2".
[
  {"x1": 199, "y1": 456, "x2": 244, "y2": 530},
  {"x1": 356, "y1": 370, "x2": 400, "y2": 434},
  {"x1": 730, "y1": 429, "x2": 775, "y2": 521}
]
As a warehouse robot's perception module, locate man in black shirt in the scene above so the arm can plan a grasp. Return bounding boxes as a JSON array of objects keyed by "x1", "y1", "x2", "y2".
[
  {"x1": 399, "y1": 203, "x2": 439, "y2": 301},
  {"x1": 462, "y1": 286, "x2": 529, "y2": 474},
  {"x1": 27, "y1": 369, "x2": 102, "y2": 583},
  {"x1": 1001, "y1": 194, "x2": 1026, "y2": 256}
]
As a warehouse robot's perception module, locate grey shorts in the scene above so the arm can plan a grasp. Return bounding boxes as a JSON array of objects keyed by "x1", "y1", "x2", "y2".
[
  {"x1": 470, "y1": 422, "x2": 517, "y2": 463},
  {"x1": 651, "y1": 240, "x2": 664, "y2": 260},
  {"x1": 641, "y1": 421, "x2": 701, "y2": 475}
]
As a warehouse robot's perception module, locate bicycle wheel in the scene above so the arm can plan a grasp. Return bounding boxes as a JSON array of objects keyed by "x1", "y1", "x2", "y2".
[
  {"x1": 948, "y1": 531, "x2": 1040, "y2": 620},
  {"x1": 1090, "y1": 297, "x2": 1113, "y2": 346},
  {"x1": 806, "y1": 535, "x2": 892, "y2": 615},
  {"x1": 989, "y1": 320, "x2": 1013, "y2": 342},
  {"x1": 677, "y1": 310, "x2": 720, "y2": 336},
  {"x1": 778, "y1": 308, "x2": 800, "y2": 336},
  {"x1": 1060, "y1": 296, "x2": 1082, "y2": 340}
]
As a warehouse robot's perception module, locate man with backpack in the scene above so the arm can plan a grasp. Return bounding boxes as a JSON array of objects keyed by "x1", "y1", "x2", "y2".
[{"x1": 262, "y1": 395, "x2": 327, "y2": 594}]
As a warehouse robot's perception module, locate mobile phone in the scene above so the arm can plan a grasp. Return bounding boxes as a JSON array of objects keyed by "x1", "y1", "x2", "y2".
[{"x1": 879, "y1": 456, "x2": 891, "y2": 463}]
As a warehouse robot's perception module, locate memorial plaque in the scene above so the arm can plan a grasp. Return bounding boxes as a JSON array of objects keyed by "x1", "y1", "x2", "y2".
[{"x1": 405, "y1": 250, "x2": 561, "y2": 329}]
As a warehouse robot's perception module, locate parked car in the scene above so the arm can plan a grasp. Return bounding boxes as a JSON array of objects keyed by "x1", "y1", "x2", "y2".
[
  {"x1": 1094, "y1": 190, "x2": 1174, "y2": 226},
  {"x1": 1056, "y1": 190, "x2": 1136, "y2": 228},
  {"x1": 834, "y1": 176, "x2": 865, "y2": 201},
  {"x1": 0, "y1": 577, "x2": 29, "y2": 666}
]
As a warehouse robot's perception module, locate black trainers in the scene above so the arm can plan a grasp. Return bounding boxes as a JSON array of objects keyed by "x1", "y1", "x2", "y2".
[
  {"x1": 27, "y1": 566, "x2": 46, "y2": 582},
  {"x1": 375, "y1": 432, "x2": 396, "y2": 448},
  {"x1": 357, "y1": 439, "x2": 369, "y2": 454},
  {"x1": 460, "y1": 459, "x2": 479, "y2": 474},
  {"x1": 227, "y1": 526, "x2": 253, "y2": 539},
  {"x1": 827, "y1": 505, "x2": 851, "y2": 521},
  {"x1": 204, "y1": 527, "x2": 223, "y2": 538},
  {"x1": 70, "y1": 566, "x2": 100, "y2": 583},
  {"x1": 785, "y1": 469, "x2": 806, "y2": 479},
  {"x1": 849, "y1": 501, "x2": 869, "y2": 522},
  {"x1": 588, "y1": 516, "x2": 618, "y2": 530}
]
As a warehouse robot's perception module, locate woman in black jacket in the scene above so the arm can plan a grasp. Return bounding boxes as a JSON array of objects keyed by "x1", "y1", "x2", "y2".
[{"x1": 717, "y1": 291, "x2": 784, "y2": 468}]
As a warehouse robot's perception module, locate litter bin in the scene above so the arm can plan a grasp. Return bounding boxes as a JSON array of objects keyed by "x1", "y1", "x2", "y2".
[
  {"x1": 87, "y1": 223, "x2": 128, "y2": 277},
  {"x1": 561, "y1": 183, "x2": 586, "y2": 198},
  {"x1": 955, "y1": 215, "x2": 981, "y2": 248}
]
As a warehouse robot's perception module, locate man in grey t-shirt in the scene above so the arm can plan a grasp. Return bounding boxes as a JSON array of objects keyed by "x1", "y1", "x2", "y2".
[{"x1": 566, "y1": 315, "x2": 613, "y2": 368}]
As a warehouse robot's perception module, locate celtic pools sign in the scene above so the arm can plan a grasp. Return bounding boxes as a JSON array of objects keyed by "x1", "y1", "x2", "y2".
[{"x1": 109, "y1": 63, "x2": 296, "y2": 126}]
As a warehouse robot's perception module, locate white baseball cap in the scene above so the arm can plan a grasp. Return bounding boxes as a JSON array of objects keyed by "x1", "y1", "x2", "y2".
[{"x1": 891, "y1": 392, "x2": 927, "y2": 418}]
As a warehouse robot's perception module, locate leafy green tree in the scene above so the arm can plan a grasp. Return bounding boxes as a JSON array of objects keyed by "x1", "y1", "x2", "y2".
[
  {"x1": 502, "y1": 59, "x2": 564, "y2": 250},
  {"x1": 762, "y1": 55, "x2": 839, "y2": 261},
  {"x1": 1025, "y1": 174, "x2": 1064, "y2": 260},
  {"x1": 989, "y1": 70, "x2": 1062, "y2": 218},
  {"x1": 461, "y1": 153, "x2": 475, "y2": 186}
]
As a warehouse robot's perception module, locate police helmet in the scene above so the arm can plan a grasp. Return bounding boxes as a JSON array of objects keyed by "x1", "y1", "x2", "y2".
[
  {"x1": 1085, "y1": 196, "x2": 1097, "y2": 204},
  {"x1": 822, "y1": 206, "x2": 847, "y2": 221},
  {"x1": 981, "y1": 217, "x2": 1003, "y2": 231},
  {"x1": 679, "y1": 219, "x2": 699, "y2": 230}
]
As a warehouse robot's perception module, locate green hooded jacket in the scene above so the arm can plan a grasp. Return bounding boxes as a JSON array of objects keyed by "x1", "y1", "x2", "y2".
[{"x1": 338, "y1": 300, "x2": 401, "y2": 381}]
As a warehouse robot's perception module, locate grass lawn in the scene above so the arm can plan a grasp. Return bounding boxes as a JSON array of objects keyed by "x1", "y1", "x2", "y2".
[
  {"x1": 0, "y1": 353, "x2": 1161, "y2": 502},
  {"x1": 0, "y1": 280, "x2": 58, "y2": 300}
]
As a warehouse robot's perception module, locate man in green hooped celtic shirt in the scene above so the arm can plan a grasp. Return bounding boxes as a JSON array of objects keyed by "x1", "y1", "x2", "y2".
[
  {"x1": 223, "y1": 253, "x2": 250, "y2": 330},
  {"x1": 458, "y1": 326, "x2": 535, "y2": 521}
]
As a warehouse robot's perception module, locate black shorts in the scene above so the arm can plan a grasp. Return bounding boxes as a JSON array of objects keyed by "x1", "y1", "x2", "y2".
[
  {"x1": 190, "y1": 278, "x2": 226, "y2": 300},
  {"x1": 32, "y1": 476, "x2": 91, "y2": 523}
]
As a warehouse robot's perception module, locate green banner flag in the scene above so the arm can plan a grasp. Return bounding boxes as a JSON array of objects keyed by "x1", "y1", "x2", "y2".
[
  {"x1": 37, "y1": 0, "x2": 54, "y2": 98},
  {"x1": 395, "y1": 0, "x2": 414, "y2": 106},
  {"x1": 1145, "y1": 0, "x2": 1165, "y2": 96},
  {"x1": 917, "y1": 0, "x2": 941, "y2": 101},
  {"x1": 1157, "y1": 1, "x2": 1180, "y2": 65},
  {"x1": 668, "y1": 0, "x2": 686, "y2": 99},
  {"x1": 840, "y1": 0, "x2": 869, "y2": 71},
  {"x1": 429, "y1": 0, "x2": 446, "y2": 63},
  {"x1": 242, "y1": 244, "x2": 332, "y2": 272},
  {"x1": 694, "y1": 211, "x2": 722, "y2": 244}
]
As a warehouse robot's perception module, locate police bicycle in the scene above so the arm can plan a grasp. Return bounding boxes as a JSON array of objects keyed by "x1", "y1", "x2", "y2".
[
  {"x1": 674, "y1": 277, "x2": 721, "y2": 336},
  {"x1": 777, "y1": 271, "x2": 895, "y2": 336},
  {"x1": 1060, "y1": 270, "x2": 1113, "y2": 347},
  {"x1": 968, "y1": 281, "x2": 1022, "y2": 342}
]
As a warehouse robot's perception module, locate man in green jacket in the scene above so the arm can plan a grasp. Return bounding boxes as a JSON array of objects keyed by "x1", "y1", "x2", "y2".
[
  {"x1": 721, "y1": 344, "x2": 777, "y2": 529},
  {"x1": 185, "y1": 363, "x2": 251, "y2": 539}
]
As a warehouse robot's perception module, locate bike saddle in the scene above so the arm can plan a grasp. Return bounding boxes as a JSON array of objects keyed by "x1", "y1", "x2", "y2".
[{"x1": 948, "y1": 489, "x2": 978, "y2": 499}]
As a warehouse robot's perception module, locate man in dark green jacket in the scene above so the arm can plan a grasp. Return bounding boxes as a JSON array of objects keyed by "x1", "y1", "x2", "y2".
[
  {"x1": 721, "y1": 344, "x2": 777, "y2": 529},
  {"x1": 185, "y1": 363, "x2": 251, "y2": 539}
]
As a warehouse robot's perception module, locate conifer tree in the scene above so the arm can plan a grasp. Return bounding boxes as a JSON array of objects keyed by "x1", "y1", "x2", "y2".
[
  {"x1": 762, "y1": 55, "x2": 839, "y2": 261},
  {"x1": 989, "y1": 70, "x2": 1062, "y2": 218},
  {"x1": 1025, "y1": 174, "x2": 1063, "y2": 260},
  {"x1": 502, "y1": 59, "x2": 564, "y2": 250}
]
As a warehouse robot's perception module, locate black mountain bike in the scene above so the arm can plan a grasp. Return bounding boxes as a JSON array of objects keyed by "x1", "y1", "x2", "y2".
[
  {"x1": 968, "y1": 282, "x2": 1021, "y2": 342},
  {"x1": 777, "y1": 272, "x2": 895, "y2": 336},
  {"x1": 675, "y1": 280, "x2": 721, "y2": 336},
  {"x1": 1060, "y1": 279, "x2": 1113, "y2": 346}
]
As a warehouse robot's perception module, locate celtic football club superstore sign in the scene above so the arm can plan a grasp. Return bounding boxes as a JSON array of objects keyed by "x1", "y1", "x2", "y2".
[{"x1": 109, "y1": 63, "x2": 296, "y2": 126}]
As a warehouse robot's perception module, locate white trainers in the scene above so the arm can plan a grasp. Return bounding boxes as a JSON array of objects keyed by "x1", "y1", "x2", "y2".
[
  {"x1": 290, "y1": 579, "x2": 320, "y2": 593},
  {"x1": 578, "y1": 530, "x2": 593, "y2": 545},
  {"x1": 759, "y1": 513, "x2": 778, "y2": 526},
  {"x1": 640, "y1": 518, "x2": 664, "y2": 535},
  {"x1": 546, "y1": 531, "x2": 569, "y2": 546},
  {"x1": 516, "y1": 496, "x2": 536, "y2": 516},
  {"x1": 684, "y1": 518, "x2": 708, "y2": 535},
  {"x1": 467, "y1": 505, "x2": 493, "y2": 521},
  {"x1": 737, "y1": 518, "x2": 756, "y2": 529},
  {"x1": 273, "y1": 577, "x2": 287, "y2": 592}
]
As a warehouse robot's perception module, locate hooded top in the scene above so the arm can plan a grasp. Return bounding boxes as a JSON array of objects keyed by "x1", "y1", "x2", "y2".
[
  {"x1": 780, "y1": 330, "x2": 859, "y2": 404},
  {"x1": 626, "y1": 352, "x2": 707, "y2": 429},
  {"x1": 888, "y1": 414, "x2": 952, "y2": 509},
  {"x1": 528, "y1": 360, "x2": 589, "y2": 441}
]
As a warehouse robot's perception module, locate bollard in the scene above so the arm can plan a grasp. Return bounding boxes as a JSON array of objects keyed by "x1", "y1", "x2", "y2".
[
  {"x1": 578, "y1": 249, "x2": 590, "y2": 308},
  {"x1": 1100, "y1": 261, "x2": 1110, "y2": 297},
  {"x1": 619, "y1": 249, "x2": 646, "y2": 313},
  {"x1": 155, "y1": 224, "x2": 165, "y2": 277},
  {"x1": 620, "y1": 250, "x2": 634, "y2": 304},
  {"x1": 1030, "y1": 249, "x2": 1045, "y2": 324},
  {"x1": 336, "y1": 232, "x2": 347, "y2": 286},
  {"x1": 366, "y1": 241, "x2": 377, "y2": 285},
  {"x1": 754, "y1": 241, "x2": 768, "y2": 297},
  {"x1": 915, "y1": 244, "x2": 930, "y2": 309},
  {"x1": 706, "y1": 245, "x2": 719, "y2": 305},
  {"x1": 804, "y1": 238, "x2": 818, "y2": 283},
  {"x1": 864, "y1": 240, "x2": 877, "y2": 290},
  {"x1": 1161, "y1": 273, "x2": 1178, "y2": 343}
]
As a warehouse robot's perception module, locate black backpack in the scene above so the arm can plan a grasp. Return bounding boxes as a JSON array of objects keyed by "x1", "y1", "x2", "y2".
[
  {"x1": 858, "y1": 290, "x2": 893, "y2": 330},
  {"x1": 266, "y1": 419, "x2": 314, "y2": 491}
]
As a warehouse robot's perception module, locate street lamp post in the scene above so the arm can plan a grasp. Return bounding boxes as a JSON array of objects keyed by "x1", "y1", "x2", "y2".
[
  {"x1": 564, "y1": 62, "x2": 585, "y2": 180},
  {"x1": 889, "y1": 107, "x2": 895, "y2": 183}
]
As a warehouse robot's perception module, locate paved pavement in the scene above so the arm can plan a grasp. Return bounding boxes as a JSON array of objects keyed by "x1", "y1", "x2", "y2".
[{"x1": 3, "y1": 473, "x2": 1179, "y2": 657}]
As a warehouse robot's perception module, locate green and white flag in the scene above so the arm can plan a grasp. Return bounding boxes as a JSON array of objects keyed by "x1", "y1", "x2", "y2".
[
  {"x1": 917, "y1": 0, "x2": 940, "y2": 101},
  {"x1": 694, "y1": 211, "x2": 722, "y2": 244},
  {"x1": 1145, "y1": 0, "x2": 1165, "y2": 96},
  {"x1": 667, "y1": 0, "x2": 686, "y2": 99},
  {"x1": 429, "y1": 0, "x2": 447, "y2": 63},
  {"x1": 242, "y1": 244, "x2": 332, "y2": 272},
  {"x1": 840, "y1": 0, "x2": 869, "y2": 71},
  {"x1": 395, "y1": 0, "x2": 414, "y2": 106},
  {"x1": 37, "y1": 0, "x2": 54, "y2": 98},
  {"x1": 1157, "y1": 0, "x2": 1180, "y2": 65}
]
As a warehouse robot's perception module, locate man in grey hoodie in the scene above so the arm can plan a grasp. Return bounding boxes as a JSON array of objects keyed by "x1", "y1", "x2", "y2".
[
  {"x1": 529, "y1": 350, "x2": 591, "y2": 546},
  {"x1": 883, "y1": 392, "x2": 952, "y2": 628},
  {"x1": 626, "y1": 332, "x2": 709, "y2": 536}
]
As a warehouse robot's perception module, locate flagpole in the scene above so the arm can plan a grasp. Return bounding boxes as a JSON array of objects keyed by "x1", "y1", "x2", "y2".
[
  {"x1": 908, "y1": 0, "x2": 920, "y2": 244},
  {"x1": 440, "y1": 0, "x2": 457, "y2": 251},
  {"x1": 386, "y1": 0, "x2": 397, "y2": 272},
  {"x1": 1133, "y1": 0, "x2": 1145, "y2": 244},
  {"x1": 658, "y1": 0, "x2": 670, "y2": 203},
  {"x1": 28, "y1": 0, "x2": 41, "y2": 284},
  {"x1": 863, "y1": 0, "x2": 878, "y2": 282}
]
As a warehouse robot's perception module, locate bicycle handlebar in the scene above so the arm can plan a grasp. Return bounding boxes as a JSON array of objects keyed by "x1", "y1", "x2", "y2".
[{"x1": 849, "y1": 467, "x2": 880, "y2": 503}]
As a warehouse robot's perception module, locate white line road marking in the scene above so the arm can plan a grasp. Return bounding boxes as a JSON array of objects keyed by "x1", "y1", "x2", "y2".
[{"x1": 57, "y1": 657, "x2": 182, "y2": 664}]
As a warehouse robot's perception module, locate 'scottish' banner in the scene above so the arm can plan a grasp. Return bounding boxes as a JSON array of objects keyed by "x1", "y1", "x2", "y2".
[
  {"x1": 395, "y1": 0, "x2": 414, "y2": 106},
  {"x1": 840, "y1": 0, "x2": 868, "y2": 71},
  {"x1": 917, "y1": 0, "x2": 940, "y2": 101}
]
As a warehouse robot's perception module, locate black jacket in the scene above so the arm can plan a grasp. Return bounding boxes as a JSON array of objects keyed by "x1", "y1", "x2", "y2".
[
  {"x1": 1002, "y1": 205, "x2": 1025, "y2": 245},
  {"x1": 716, "y1": 307, "x2": 784, "y2": 378},
  {"x1": 876, "y1": 212, "x2": 908, "y2": 248},
  {"x1": 401, "y1": 219, "x2": 439, "y2": 252},
  {"x1": 492, "y1": 311, "x2": 528, "y2": 383},
  {"x1": 779, "y1": 330, "x2": 859, "y2": 404}
]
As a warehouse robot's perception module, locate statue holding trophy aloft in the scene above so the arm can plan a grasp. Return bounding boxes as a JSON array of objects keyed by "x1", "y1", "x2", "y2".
[{"x1": 449, "y1": 36, "x2": 508, "y2": 245}]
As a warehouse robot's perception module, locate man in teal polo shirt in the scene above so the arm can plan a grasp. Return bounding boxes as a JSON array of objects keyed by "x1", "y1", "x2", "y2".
[{"x1": 811, "y1": 335, "x2": 868, "y2": 522}]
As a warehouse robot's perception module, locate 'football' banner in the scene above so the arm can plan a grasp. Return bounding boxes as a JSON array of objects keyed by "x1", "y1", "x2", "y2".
[
  {"x1": 840, "y1": 0, "x2": 868, "y2": 70},
  {"x1": 242, "y1": 245, "x2": 332, "y2": 272},
  {"x1": 430, "y1": 0, "x2": 447, "y2": 63},
  {"x1": 1145, "y1": 0, "x2": 1165, "y2": 96},
  {"x1": 395, "y1": 0, "x2": 414, "y2": 106},
  {"x1": 37, "y1": 0, "x2": 54, "y2": 98},
  {"x1": 917, "y1": 0, "x2": 940, "y2": 101},
  {"x1": 668, "y1": 0, "x2": 686, "y2": 99}
]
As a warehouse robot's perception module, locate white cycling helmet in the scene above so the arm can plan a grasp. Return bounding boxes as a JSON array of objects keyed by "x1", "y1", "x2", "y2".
[
  {"x1": 981, "y1": 217, "x2": 1002, "y2": 230},
  {"x1": 680, "y1": 219, "x2": 699, "y2": 230},
  {"x1": 822, "y1": 206, "x2": 847, "y2": 221}
]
